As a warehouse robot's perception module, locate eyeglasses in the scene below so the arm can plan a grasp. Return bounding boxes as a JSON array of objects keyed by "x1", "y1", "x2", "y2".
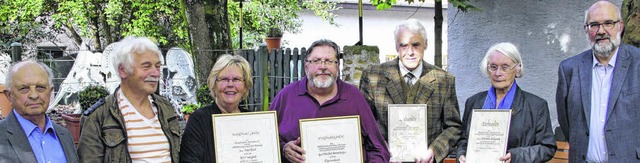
[
  {"x1": 216, "y1": 77, "x2": 244, "y2": 85},
  {"x1": 584, "y1": 20, "x2": 620, "y2": 32},
  {"x1": 488, "y1": 63, "x2": 519, "y2": 72},
  {"x1": 305, "y1": 60, "x2": 339, "y2": 66}
]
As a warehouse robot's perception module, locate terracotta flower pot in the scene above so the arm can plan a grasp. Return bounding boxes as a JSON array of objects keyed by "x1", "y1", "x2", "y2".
[
  {"x1": 0, "y1": 85, "x2": 11, "y2": 119},
  {"x1": 61, "y1": 113, "x2": 82, "y2": 145},
  {"x1": 265, "y1": 37, "x2": 282, "y2": 50}
]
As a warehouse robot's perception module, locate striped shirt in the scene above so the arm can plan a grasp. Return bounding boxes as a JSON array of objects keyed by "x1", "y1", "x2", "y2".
[{"x1": 117, "y1": 90, "x2": 171, "y2": 163}]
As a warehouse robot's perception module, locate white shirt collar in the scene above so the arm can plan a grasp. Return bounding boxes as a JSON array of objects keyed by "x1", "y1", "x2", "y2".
[
  {"x1": 592, "y1": 47, "x2": 619, "y2": 68},
  {"x1": 398, "y1": 59, "x2": 423, "y2": 78},
  {"x1": 117, "y1": 89, "x2": 156, "y2": 109}
]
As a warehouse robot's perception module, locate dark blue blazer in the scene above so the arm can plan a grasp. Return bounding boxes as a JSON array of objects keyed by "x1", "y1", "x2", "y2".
[
  {"x1": 556, "y1": 44, "x2": 640, "y2": 162},
  {"x1": 0, "y1": 111, "x2": 79, "y2": 163}
]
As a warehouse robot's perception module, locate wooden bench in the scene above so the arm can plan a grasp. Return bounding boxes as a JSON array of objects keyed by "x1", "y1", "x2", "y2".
[{"x1": 548, "y1": 141, "x2": 569, "y2": 163}]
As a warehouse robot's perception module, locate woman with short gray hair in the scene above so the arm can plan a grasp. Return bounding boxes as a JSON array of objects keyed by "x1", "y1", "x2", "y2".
[{"x1": 456, "y1": 42, "x2": 556, "y2": 163}]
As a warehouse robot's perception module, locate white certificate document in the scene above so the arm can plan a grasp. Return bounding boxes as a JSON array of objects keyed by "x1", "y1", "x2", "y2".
[
  {"x1": 388, "y1": 104, "x2": 428, "y2": 162},
  {"x1": 465, "y1": 109, "x2": 512, "y2": 163},
  {"x1": 212, "y1": 111, "x2": 281, "y2": 163},
  {"x1": 299, "y1": 116, "x2": 363, "y2": 163}
]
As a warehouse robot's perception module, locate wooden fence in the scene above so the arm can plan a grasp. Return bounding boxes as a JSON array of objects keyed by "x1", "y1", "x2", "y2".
[{"x1": 238, "y1": 46, "x2": 308, "y2": 111}]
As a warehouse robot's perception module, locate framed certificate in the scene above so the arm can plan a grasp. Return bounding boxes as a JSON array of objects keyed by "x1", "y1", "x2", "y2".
[
  {"x1": 212, "y1": 111, "x2": 281, "y2": 163},
  {"x1": 465, "y1": 109, "x2": 512, "y2": 163},
  {"x1": 388, "y1": 104, "x2": 428, "y2": 162},
  {"x1": 299, "y1": 115, "x2": 363, "y2": 163}
]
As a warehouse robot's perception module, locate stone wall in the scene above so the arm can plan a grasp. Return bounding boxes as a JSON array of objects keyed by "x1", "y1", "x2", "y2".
[{"x1": 341, "y1": 45, "x2": 380, "y2": 87}]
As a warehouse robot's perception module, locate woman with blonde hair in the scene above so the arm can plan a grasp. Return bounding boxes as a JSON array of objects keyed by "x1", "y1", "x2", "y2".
[{"x1": 179, "y1": 54, "x2": 253, "y2": 163}]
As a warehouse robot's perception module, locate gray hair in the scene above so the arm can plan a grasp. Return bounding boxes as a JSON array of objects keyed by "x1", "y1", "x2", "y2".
[
  {"x1": 480, "y1": 42, "x2": 524, "y2": 78},
  {"x1": 5, "y1": 60, "x2": 54, "y2": 91},
  {"x1": 112, "y1": 36, "x2": 164, "y2": 76},
  {"x1": 207, "y1": 54, "x2": 253, "y2": 99},
  {"x1": 305, "y1": 39, "x2": 340, "y2": 60},
  {"x1": 394, "y1": 18, "x2": 428, "y2": 44}
]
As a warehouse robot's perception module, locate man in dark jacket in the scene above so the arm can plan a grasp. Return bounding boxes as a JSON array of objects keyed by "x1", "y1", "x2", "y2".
[
  {"x1": 0, "y1": 60, "x2": 79, "y2": 163},
  {"x1": 359, "y1": 19, "x2": 462, "y2": 163},
  {"x1": 557, "y1": 1, "x2": 640, "y2": 162},
  {"x1": 77, "y1": 37, "x2": 182, "y2": 162}
]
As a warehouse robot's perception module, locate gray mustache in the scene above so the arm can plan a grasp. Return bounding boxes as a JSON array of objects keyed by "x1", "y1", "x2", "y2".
[
  {"x1": 144, "y1": 78, "x2": 160, "y2": 82},
  {"x1": 595, "y1": 35, "x2": 610, "y2": 40}
]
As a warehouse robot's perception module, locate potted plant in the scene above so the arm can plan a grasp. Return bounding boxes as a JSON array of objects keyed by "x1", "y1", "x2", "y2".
[
  {"x1": 228, "y1": 0, "x2": 340, "y2": 49},
  {"x1": 264, "y1": 27, "x2": 284, "y2": 50},
  {"x1": 229, "y1": 0, "x2": 302, "y2": 49},
  {"x1": 62, "y1": 85, "x2": 109, "y2": 144},
  {"x1": 181, "y1": 103, "x2": 201, "y2": 122},
  {"x1": 253, "y1": 2, "x2": 301, "y2": 50}
]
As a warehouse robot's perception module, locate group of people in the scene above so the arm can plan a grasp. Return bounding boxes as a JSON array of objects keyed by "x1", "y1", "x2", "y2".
[{"x1": 1, "y1": 1, "x2": 638, "y2": 162}]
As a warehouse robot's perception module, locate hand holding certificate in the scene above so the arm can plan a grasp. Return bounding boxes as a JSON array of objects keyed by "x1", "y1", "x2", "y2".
[
  {"x1": 465, "y1": 109, "x2": 512, "y2": 163},
  {"x1": 299, "y1": 116, "x2": 363, "y2": 163},
  {"x1": 212, "y1": 111, "x2": 281, "y2": 163},
  {"x1": 387, "y1": 104, "x2": 428, "y2": 162}
]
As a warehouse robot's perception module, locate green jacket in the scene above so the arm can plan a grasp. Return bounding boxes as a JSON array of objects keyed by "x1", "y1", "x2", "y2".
[{"x1": 77, "y1": 92, "x2": 182, "y2": 163}]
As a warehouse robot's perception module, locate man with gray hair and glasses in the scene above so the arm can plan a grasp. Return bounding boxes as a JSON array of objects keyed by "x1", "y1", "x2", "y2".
[{"x1": 556, "y1": 1, "x2": 640, "y2": 162}]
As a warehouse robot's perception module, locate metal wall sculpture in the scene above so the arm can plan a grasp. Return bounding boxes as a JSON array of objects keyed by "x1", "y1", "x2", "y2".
[
  {"x1": 49, "y1": 43, "x2": 199, "y2": 115},
  {"x1": 161, "y1": 47, "x2": 197, "y2": 114},
  {"x1": 49, "y1": 50, "x2": 108, "y2": 112}
]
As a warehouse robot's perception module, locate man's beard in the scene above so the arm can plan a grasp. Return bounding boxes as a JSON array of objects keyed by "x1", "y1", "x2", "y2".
[
  {"x1": 310, "y1": 73, "x2": 336, "y2": 88},
  {"x1": 591, "y1": 32, "x2": 621, "y2": 58}
]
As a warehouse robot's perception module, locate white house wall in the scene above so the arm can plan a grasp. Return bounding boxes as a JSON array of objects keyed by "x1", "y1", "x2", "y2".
[{"x1": 282, "y1": 3, "x2": 448, "y2": 65}]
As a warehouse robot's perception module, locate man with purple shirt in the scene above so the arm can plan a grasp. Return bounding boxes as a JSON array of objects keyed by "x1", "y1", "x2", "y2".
[{"x1": 270, "y1": 39, "x2": 390, "y2": 163}]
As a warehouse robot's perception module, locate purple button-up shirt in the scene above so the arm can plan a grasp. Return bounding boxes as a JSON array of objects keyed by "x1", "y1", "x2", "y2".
[
  {"x1": 14, "y1": 110, "x2": 67, "y2": 163},
  {"x1": 270, "y1": 77, "x2": 390, "y2": 162}
]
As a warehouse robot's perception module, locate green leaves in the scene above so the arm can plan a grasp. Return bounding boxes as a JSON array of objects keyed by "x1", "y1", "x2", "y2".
[
  {"x1": 370, "y1": 0, "x2": 395, "y2": 10},
  {"x1": 2, "y1": 0, "x2": 338, "y2": 51},
  {"x1": 0, "y1": 0, "x2": 43, "y2": 22},
  {"x1": 0, "y1": 0, "x2": 55, "y2": 49},
  {"x1": 449, "y1": 0, "x2": 480, "y2": 12},
  {"x1": 303, "y1": 0, "x2": 341, "y2": 27},
  {"x1": 78, "y1": 85, "x2": 109, "y2": 112},
  {"x1": 370, "y1": 0, "x2": 479, "y2": 11},
  {"x1": 181, "y1": 103, "x2": 201, "y2": 114},
  {"x1": 49, "y1": 0, "x2": 190, "y2": 49},
  {"x1": 228, "y1": 0, "x2": 340, "y2": 49},
  {"x1": 196, "y1": 84, "x2": 214, "y2": 105}
]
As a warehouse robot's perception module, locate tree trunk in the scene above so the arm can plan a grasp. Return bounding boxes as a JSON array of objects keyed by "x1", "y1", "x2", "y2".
[
  {"x1": 434, "y1": 1, "x2": 443, "y2": 68},
  {"x1": 622, "y1": 0, "x2": 640, "y2": 47},
  {"x1": 91, "y1": 13, "x2": 102, "y2": 51},
  {"x1": 186, "y1": 0, "x2": 232, "y2": 85},
  {"x1": 100, "y1": 9, "x2": 113, "y2": 47},
  {"x1": 65, "y1": 23, "x2": 83, "y2": 47}
]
